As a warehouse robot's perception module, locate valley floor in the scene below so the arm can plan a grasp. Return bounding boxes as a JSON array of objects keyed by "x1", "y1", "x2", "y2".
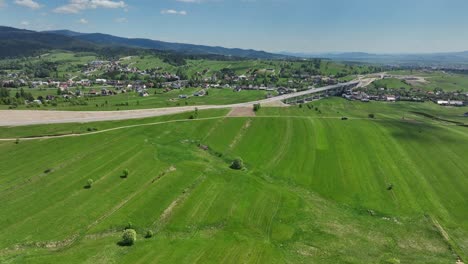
[{"x1": 0, "y1": 98, "x2": 466, "y2": 263}]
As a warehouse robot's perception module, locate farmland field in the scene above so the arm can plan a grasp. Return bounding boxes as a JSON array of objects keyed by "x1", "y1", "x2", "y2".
[
  {"x1": 389, "y1": 70, "x2": 468, "y2": 92},
  {"x1": 0, "y1": 88, "x2": 269, "y2": 111},
  {"x1": 0, "y1": 98, "x2": 467, "y2": 263}
]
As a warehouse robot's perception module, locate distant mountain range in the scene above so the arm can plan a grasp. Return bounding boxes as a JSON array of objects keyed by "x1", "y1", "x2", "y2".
[
  {"x1": 281, "y1": 51, "x2": 468, "y2": 66},
  {"x1": 0, "y1": 26, "x2": 97, "y2": 58},
  {"x1": 0, "y1": 26, "x2": 287, "y2": 59},
  {"x1": 45, "y1": 30, "x2": 287, "y2": 59},
  {"x1": 2, "y1": 25, "x2": 468, "y2": 66}
]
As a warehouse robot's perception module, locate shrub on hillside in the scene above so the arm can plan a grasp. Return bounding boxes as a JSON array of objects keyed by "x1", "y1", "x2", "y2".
[
  {"x1": 369, "y1": 113, "x2": 375, "y2": 118},
  {"x1": 122, "y1": 169, "x2": 129, "y2": 178},
  {"x1": 253, "y1": 103, "x2": 261, "y2": 112},
  {"x1": 145, "y1": 230, "x2": 153, "y2": 238},
  {"x1": 189, "y1": 108, "x2": 199, "y2": 119},
  {"x1": 121, "y1": 229, "x2": 137, "y2": 246},
  {"x1": 230, "y1": 158, "x2": 244, "y2": 170},
  {"x1": 125, "y1": 222, "x2": 133, "y2": 230},
  {"x1": 85, "y1": 179, "x2": 93, "y2": 189}
]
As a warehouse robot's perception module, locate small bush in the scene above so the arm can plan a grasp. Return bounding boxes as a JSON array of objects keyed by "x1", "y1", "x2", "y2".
[
  {"x1": 230, "y1": 157, "x2": 244, "y2": 170},
  {"x1": 122, "y1": 169, "x2": 129, "y2": 178},
  {"x1": 125, "y1": 222, "x2": 133, "y2": 230},
  {"x1": 253, "y1": 103, "x2": 261, "y2": 112},
  {"x1": 121, "y1": 229, "x2": 137, "y2": 246},
  {"x1": 369, "y1": 113, "x2": 375, "y2": 119},
  {"x1": 86, "y1": 179, "x2": 94, "y2": 188},
  {"x1": 145, "y1": 230, "x2": 153, "y2": 238},
  {"x1": 15, "y1": 138, "x2": 19, "y2": 144}
]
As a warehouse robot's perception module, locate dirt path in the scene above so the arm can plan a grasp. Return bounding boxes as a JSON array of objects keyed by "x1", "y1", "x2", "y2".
[{"x1": 227, "y1": 107, "x2": 256, "y2": 117}]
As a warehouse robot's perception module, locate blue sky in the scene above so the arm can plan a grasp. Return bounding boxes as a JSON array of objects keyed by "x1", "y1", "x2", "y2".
[{"x1": 1, "y1": 0, "x2": 468, "y2": 53}]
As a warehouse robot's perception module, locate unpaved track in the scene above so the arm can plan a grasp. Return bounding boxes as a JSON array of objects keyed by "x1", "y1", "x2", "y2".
[
  {"x1": 0, "y1": 81, "x2": 358, "y2": 127},
  {"x1": 0, "y1": 105, "x2": 225, "y2": 126}
]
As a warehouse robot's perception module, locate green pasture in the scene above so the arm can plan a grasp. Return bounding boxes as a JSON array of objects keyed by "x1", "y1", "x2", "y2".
[
  {"x1": 0, "y1": 99, "x2": 466, "y2": 263},
  {"x1": 0, "y1": 88, "x2": 269, "y2": 111}
]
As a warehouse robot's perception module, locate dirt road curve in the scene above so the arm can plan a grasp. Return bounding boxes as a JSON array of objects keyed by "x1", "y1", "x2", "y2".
[
  {"x1": 0, "y1": 81, "x2": 357, "y2": 126},
  {"x1": 0, "y1": 105, "x2": 228, "y2": 126}
]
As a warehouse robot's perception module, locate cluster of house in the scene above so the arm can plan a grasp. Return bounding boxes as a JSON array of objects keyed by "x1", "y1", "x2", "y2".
[
  {"x1": 343, "y1": 91, "x2": 402, "y2": 102},
  {"x1": 436, "y1": 100, "x2": 464, "y2": 106},
  {"x1": 84, "y1": 60, "x2": 145, "y2": 76},
  {"x1": 343, "y1": 90, "x2": 466, "y2": 106},
  {"x1": 178, "y1": 89, "x2": 207, "y2": 99}
]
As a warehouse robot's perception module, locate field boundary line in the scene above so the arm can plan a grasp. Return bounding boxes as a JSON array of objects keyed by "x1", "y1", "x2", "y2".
[{"x1": 1, "y1": 115, "x2": 462, "y2": 142}]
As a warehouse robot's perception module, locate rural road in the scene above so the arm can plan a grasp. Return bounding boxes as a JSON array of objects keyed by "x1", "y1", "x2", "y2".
[{"x1": 0, "y1": 81, "x2": 358, "y2": 126}]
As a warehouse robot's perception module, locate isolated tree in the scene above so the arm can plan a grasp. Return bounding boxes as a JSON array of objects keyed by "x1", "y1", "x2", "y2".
[
  {"x1": 230, "y1": 157, "x2": 244, "y2": 170},
  {"x1": 368, "y1": 113, "x2": 375, "y2": 119},
  {"x1": 121, "y1": 229, "x2": 137, "y2": 246}
]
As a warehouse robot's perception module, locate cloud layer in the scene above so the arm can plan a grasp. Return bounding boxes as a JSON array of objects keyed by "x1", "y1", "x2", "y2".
[
  {"x1": 54, "y1": 0, "x2": 126, "y2": 14},
  {"x1": 161, "y1": 9, "x2": 187, "y2": 15},
  {"x1": 14, "y1": 0, "x2": 41, "y2": 9}
]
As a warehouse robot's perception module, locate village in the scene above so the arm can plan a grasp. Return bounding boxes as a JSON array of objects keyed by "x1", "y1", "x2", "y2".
[
  {"x1": 0, "y1": 57, "x2": 346, "y2": 107},
  {"x1": 342, "y1": 75, "x2": 468, "y2": 106},
  {"x1": 0, "y1": 57, "x2": 467, "y2": 109}
]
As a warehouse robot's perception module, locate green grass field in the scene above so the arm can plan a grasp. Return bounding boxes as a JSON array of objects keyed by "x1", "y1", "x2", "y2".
[
  {"x1": 370, "y1": 78, "x2": 412, "y2": 89},
  {"x1": 0, "y1": 88, "x2": 269, "y2": 111},
  {"x1": 0, "y1": 99, "x2": 467, "y2": 263},
  {"x1": 389, "y1": 70, "x2": 468, "y2": 92}
]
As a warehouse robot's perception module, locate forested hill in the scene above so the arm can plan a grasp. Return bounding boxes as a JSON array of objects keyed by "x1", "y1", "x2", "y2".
[
  {"x1": 0, "y1": 26, "x2": 287, "y2": 59},
  {"x1": 0, "y1": 26, "x2": 97, "y2": 58},
  {"x1": 46, "y1": 30, "x2": 287, "y2": 59}
]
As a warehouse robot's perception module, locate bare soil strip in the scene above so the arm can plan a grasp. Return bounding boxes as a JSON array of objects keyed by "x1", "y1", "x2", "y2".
[{"x1": 227, "y1": 107, "x2": 256, "y2": 117}]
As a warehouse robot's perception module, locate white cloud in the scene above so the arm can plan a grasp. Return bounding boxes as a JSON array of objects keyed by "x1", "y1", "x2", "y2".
[
  {"x1": 161, "y1": 9, "x2": 187, "y2": 15},
  {"x1": 114, "y1": 17, "x2": 128, "y2": 23},
  {"x1": 20, "y1": 20, "x2": 30, "y2": 26},
  {"x1": 14, "y1": 0, "x2": 41, "y2": 9},
  {"x1": 78, "y1": 18, "x2": 88, "y2": 24},
  {"x1": 54, "y1": 0, "x2": 126, "y2": 14},
  {"x1": 176, "y1": 0, "x2": 217, "y2": 3}
]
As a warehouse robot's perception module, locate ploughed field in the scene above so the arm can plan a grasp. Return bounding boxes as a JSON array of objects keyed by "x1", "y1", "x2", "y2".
[{"x1": 0, "y1": 99, "x2": 467, "y2": 263}]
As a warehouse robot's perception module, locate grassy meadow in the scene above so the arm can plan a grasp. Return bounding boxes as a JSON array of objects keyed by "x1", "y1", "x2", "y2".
[
  {"x1": 0, "y1": 88, "x2": 269, "y2": 111},
  {"x1": 0, "y1": 98, "x2": 467, "y2": 263},
  {"x1": 389, "y1": 70, "x2": 468, "y2": 92}
]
